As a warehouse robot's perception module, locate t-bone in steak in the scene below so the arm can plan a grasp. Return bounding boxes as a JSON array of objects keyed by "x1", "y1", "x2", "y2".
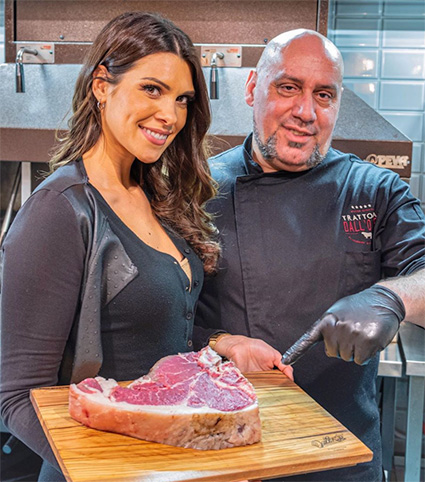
[{"x1": 69, "y1": 347, "x2": 261, "y2": 449}]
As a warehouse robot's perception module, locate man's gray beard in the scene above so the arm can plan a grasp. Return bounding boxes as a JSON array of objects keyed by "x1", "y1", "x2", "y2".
[{"x1": 253, "y1": 122, "x2": 325, "y2": 170}]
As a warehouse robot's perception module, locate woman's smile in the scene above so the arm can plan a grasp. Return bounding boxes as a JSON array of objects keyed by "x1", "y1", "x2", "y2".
[{"x1": 139, "y1": 126, "x2": 171, "y2": 146}]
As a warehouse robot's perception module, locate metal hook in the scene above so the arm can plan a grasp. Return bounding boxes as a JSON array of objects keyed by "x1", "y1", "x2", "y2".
[
  {"x1": 15, "y1": 47, "x2": 38, "y2": 93},
  {"x1": 210, "y1": 52, "x2": 224, "y2": 100}
]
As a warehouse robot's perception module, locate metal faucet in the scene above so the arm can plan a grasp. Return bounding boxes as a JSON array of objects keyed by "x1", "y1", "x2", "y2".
[
  {"x1": 15, "y1": 47, "x2": 38, "y2": 93},
  {"x1": 209, "y1": 51, "x2": 224, "y2": 99}
]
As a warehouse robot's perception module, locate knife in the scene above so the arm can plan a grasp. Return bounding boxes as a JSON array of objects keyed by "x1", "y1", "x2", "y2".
[{"x1": 281, "y1": 319, "x2": 324, "y2": 366}]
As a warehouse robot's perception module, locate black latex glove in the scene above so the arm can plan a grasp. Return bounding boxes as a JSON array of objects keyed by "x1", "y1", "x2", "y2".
[{"x1": 281, "y1": 284, "x2": 405, "y2": 366}]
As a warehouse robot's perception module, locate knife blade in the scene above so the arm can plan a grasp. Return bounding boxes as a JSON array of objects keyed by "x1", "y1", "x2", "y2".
[{"x1": 281, "y1": 319, "x2": 324, "y2": 366}]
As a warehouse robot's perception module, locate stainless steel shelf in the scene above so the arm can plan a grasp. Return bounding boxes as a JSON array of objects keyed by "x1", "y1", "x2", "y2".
[
  {"x1": 398, "y1": 322, "x2": 425, "y2": 482},
  {"x1": 378, "y1": 341, "x2": 403, "y2": 378},
  {"x1": 399, "y1": 322, "x2": 425, "y2": 376}
]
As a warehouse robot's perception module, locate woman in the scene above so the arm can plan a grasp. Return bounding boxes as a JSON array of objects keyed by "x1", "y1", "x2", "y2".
[
  {"x1": 0, "y1": 12, "x2": 220, "y2": 481},
  {"x1": 0, "y1": 11, "x2": 291, "y2": 482}
]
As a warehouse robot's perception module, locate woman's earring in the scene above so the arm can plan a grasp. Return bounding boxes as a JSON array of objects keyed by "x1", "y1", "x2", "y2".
[{"x1": 97, "y1": 101, "x2": 105, "y2": 110}]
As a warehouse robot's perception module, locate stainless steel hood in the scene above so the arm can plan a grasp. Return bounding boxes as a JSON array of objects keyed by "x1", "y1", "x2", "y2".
[{"x1": 332, "y1": 88, "x2": 411, "y2": 178}]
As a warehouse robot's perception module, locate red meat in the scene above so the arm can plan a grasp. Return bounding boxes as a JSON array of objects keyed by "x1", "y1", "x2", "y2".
[{"x1": 69, "y1": 347, "x2": 261, "y2": 449}]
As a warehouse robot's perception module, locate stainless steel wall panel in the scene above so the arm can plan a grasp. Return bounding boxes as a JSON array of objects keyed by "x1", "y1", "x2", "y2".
[
  {"x1": 0, "y1": 63, "x2": 77, "y2": 129},
  {"x1": 208, "y1": 67, "x2": 252, "y2": 136}
]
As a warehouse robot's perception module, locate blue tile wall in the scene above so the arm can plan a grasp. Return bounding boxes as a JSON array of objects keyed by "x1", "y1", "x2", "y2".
[
  {"x1": 382, "y1": 50, "x2": 425, "y2": 79},
  {"x1": 342, "y1": 80, "x2": 378, "y2": 109},
  {"x1": 422, "y1": 175, "x2": 425, "y2": 202},
  {"x1": 412, "y1": 144, "x2": 424, "y2": 172},
  {"x1": 379, "y1": 81, "x2": 425, "y2": 111},
  {"x1": 410, "y1": 173, "x2": 421, "y2": 198},
  {"x1": 334, "y1": 18, "x2": 380, "y2": 47},
  {"x1": 380, "y1": 112, "x2": 424, "y2": 143},
  {"x1": 383, "y1": 0, "x2": 425, "y2": 17},
  {"x1": 383, "y1": 19, "x2": 425, "y2": 48},
  {"x1": 329, "y1": 0, "x2": 425, "y2": 210},
  {"x1": 336, "y1": 1, "x2": 381, "y2": 17},
  {"x1": 340, "y1": 49, "x2": 379, "y2": 77}
]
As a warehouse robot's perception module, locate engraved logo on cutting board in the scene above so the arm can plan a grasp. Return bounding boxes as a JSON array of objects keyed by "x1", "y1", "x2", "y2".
[{"x1": 311, "y1": 434, "x2": 346, "y2": 448}]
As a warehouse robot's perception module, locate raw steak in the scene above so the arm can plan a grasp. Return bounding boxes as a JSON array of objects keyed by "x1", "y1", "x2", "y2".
[{"x1": 69, "y1": 347, "x2": 261, "y2": 449}]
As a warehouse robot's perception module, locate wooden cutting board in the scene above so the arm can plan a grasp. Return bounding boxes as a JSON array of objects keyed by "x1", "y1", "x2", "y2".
[{"x1": 31, "y1": 372, "x2": 372, "y2": 482}]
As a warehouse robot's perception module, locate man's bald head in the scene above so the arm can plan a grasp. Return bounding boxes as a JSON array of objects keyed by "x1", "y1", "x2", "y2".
[
  {"x1": 245, "y1": 29, "x2": 344, "y2": 173},
  {"x1": 257, "y1": 29, "x2": 344, "y2": 83}
]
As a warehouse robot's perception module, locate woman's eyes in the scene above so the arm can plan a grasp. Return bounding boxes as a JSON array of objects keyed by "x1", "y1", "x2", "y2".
[
  {"x1": 140, "y1": 84, "x2": 194, "y2": 106},
  {"x1": 140, "y1": 84, "x2": 161, "y2": 96},
  {"x1": 176, "y1": 95, "x2": 195, "y2": 106}
]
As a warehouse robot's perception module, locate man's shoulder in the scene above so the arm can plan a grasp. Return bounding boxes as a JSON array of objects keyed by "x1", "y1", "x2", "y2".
[
  {"x1": 328, "y1": 147, "x2": 399, "y2": 180},
  {"x1": 208, "y1": 144, "x2": 247, "y2": 183}
]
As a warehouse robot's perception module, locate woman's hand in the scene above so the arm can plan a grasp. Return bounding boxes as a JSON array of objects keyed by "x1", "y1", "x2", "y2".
[{"x1": 214, "y1": 335, "x2": 294, "y2": 380}]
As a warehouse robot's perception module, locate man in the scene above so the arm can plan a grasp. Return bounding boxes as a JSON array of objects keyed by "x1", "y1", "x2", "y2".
[{"x1": 194, "y1": 29, "x2": 425, "y2": 481}]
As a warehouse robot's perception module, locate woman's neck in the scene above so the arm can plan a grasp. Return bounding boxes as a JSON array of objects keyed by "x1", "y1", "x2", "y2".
[{"x1": 83, "y1": 139, "x2": 138, "y2": 190}]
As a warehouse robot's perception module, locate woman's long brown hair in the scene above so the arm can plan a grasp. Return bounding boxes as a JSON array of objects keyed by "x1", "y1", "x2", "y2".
[{"x1": 50, "y1": 12, "x2": 219, "y2": 273}]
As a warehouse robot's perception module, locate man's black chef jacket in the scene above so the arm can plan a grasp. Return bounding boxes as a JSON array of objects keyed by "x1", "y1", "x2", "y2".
[{"x1": 195, "y1": 134, "x2": 425, "y2": 482}]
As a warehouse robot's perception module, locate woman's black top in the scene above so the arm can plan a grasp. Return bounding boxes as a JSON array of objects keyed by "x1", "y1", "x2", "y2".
[
  {"x1": 91, "y1": 186, "x2": 203, "y2": 380},
  {"x1": 0, "y1": 170, "x2": 204, "y2": 477}
]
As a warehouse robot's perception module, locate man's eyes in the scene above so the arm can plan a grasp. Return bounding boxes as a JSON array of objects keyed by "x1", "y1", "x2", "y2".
[
  {"x1": 276, "y1": 84, "x2": 299, "y2": 93},
  {"x1": 275, "y1": 84, "x2": 336, "y2": 102},
  {"x1": 317, "y1": 92, "x2": 333, "y2": 100}
]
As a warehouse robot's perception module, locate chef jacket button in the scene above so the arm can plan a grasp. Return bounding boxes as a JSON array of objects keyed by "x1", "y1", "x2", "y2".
[
  {"x1": 173, "y1": 261, "x2": 178, "y2": 265},
  {"x1": 185, "y1": 286, "x2": 189, "y2": 291},
  {"x1": 186, "y1": 312, "x2": 193, "y2": 320},
  {"x1": 187, "y1": 340, "x2": 193, "y2": 348},
  {"x1": 184, "y1": 248, "x2": 190, "y2": 254},
  {"x1": 194, "y1": 280, "x2": 199, "y2": 287}
]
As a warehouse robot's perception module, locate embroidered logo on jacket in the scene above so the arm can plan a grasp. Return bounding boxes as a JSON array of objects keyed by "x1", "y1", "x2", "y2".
[{"x1": 341, "y1": 204, "x2": 377, "y2": 245}]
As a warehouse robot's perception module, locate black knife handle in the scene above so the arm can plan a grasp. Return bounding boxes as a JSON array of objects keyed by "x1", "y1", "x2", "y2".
[{"x1": 281, "y1": 319, "x2": 324, "y2": 366}]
